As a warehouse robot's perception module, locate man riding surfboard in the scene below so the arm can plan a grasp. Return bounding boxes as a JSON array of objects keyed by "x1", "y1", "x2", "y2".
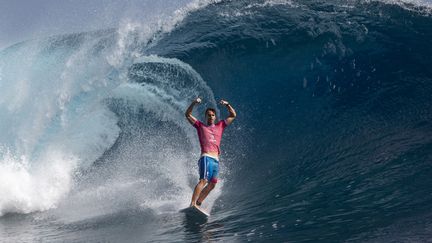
[{"x1": 185, "y1": 97, "x2": 236, "y2": 208}]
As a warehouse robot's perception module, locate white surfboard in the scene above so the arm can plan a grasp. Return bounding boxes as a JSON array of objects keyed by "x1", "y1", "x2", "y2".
[{"x1": 180, "y1": 205, "x2": 210, "y2": 218}]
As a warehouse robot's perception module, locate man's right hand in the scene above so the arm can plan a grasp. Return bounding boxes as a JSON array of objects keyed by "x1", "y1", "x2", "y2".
[{"x1": 186, "y1": 98, "x2": 201, "y2": 125}]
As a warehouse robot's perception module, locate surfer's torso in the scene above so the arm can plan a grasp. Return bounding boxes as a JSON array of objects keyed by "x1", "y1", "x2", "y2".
[{"x1": 193, "y1": 120, "x2": 227, "y2": 158}]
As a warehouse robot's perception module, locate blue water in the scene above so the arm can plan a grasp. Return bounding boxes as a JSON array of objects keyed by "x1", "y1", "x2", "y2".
[{"x1": 1, "y1": 0, "x2": 432, "y2": 242}]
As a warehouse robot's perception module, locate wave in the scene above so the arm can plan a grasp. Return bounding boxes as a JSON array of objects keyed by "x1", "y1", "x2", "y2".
[{"x1": 1, "y1": 0, "x2": 432, "y2": 241}]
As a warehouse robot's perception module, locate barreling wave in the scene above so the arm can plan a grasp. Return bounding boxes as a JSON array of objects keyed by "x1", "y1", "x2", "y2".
[{"x1": 1, "y1": 0, "x2": 432, "y2": 242}]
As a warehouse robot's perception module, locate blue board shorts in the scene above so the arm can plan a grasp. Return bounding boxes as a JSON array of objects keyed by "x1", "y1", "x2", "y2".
[{"x1": 198, "y1": 156, "x2": 219, "y2": 183}]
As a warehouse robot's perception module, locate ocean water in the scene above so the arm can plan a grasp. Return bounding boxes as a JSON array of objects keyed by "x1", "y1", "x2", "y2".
[{"x1": 1, "y1": 0, "x2": 432, "y2": 242}]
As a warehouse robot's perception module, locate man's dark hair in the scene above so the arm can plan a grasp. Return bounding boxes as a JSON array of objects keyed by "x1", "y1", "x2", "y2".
[{"x1": 205, "y1": 108, "x2": 217, "y2": 116}]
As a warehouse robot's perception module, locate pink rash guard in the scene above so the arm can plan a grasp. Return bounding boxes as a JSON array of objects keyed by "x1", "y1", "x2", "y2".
[{"x1": 193, "y1": 120, "x2": 228, "y2": 155}]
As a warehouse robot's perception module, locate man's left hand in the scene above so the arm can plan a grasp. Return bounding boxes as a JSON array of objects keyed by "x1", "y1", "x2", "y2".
[{"x1": 219, "y1": 99, "x2": 229, "y2": 106}]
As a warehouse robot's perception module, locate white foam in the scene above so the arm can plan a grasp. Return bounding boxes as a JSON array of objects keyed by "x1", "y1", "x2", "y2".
[
  {"x1": 108, "y1": 0, "x2": 224, "y2": 67},
  {"x1": 0, "y1": 149, "x2": 76, "y2": 216},
  {"x1": 377, "y1": 0, "x2": 432, "y2": 8},
  {"x1": 0, "y1": 31, "x2": 122, "y2": 216}
]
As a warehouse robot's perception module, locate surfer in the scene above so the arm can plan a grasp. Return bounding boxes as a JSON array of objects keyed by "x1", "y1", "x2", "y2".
[{"x1": 185, "y1": 97, "x2": 236, "y2": 207}]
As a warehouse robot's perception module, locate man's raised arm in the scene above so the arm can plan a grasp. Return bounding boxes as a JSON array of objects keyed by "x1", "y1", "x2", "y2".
[
  {"x1": 220, "y1": 99, "x2": 236, "y2": 125},
  {"x1": 185, "y1": 97, "x2": 201, "y2": 125}
]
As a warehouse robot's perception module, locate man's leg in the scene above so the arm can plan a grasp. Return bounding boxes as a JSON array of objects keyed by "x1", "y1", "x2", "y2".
[
  {"x1": 196, "y1": 182, "x2": 216, "y2": 205},
  {"x1": 197, "y1": 159, "x2": 219, "y2": 206},
  {"x1": 190, "y1": 179, "x2": 207, "y2": 207}
]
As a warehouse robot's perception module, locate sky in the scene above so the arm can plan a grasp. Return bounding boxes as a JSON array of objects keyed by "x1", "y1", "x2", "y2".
[{"x1": 0, "y1": 0, "x2": 192, "y2": 50}]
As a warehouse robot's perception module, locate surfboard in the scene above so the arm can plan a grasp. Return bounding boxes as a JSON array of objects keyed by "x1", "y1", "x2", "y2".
[{"x1": 180, "y1": 205, "x2": 210, "y2": 218}]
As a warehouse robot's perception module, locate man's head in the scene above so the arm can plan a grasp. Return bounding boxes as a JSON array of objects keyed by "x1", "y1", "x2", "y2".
[{"x1": 205, "y1": 108, "x2": 217, "y2": 125}]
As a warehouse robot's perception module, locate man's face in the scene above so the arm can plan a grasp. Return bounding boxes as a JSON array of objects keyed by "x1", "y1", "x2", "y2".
[{"x1": 206, "y1": 110, "x2": 216, "y2": 124}]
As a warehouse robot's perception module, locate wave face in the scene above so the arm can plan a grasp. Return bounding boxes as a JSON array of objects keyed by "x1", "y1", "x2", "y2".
[{"x1": 1, "y1": 0, "x2": 432, "y2": 242}]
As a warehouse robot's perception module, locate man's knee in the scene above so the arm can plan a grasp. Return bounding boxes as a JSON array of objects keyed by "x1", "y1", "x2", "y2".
[{"x1": 198, "y1": 179, "x2": 207, "y2": 186}]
